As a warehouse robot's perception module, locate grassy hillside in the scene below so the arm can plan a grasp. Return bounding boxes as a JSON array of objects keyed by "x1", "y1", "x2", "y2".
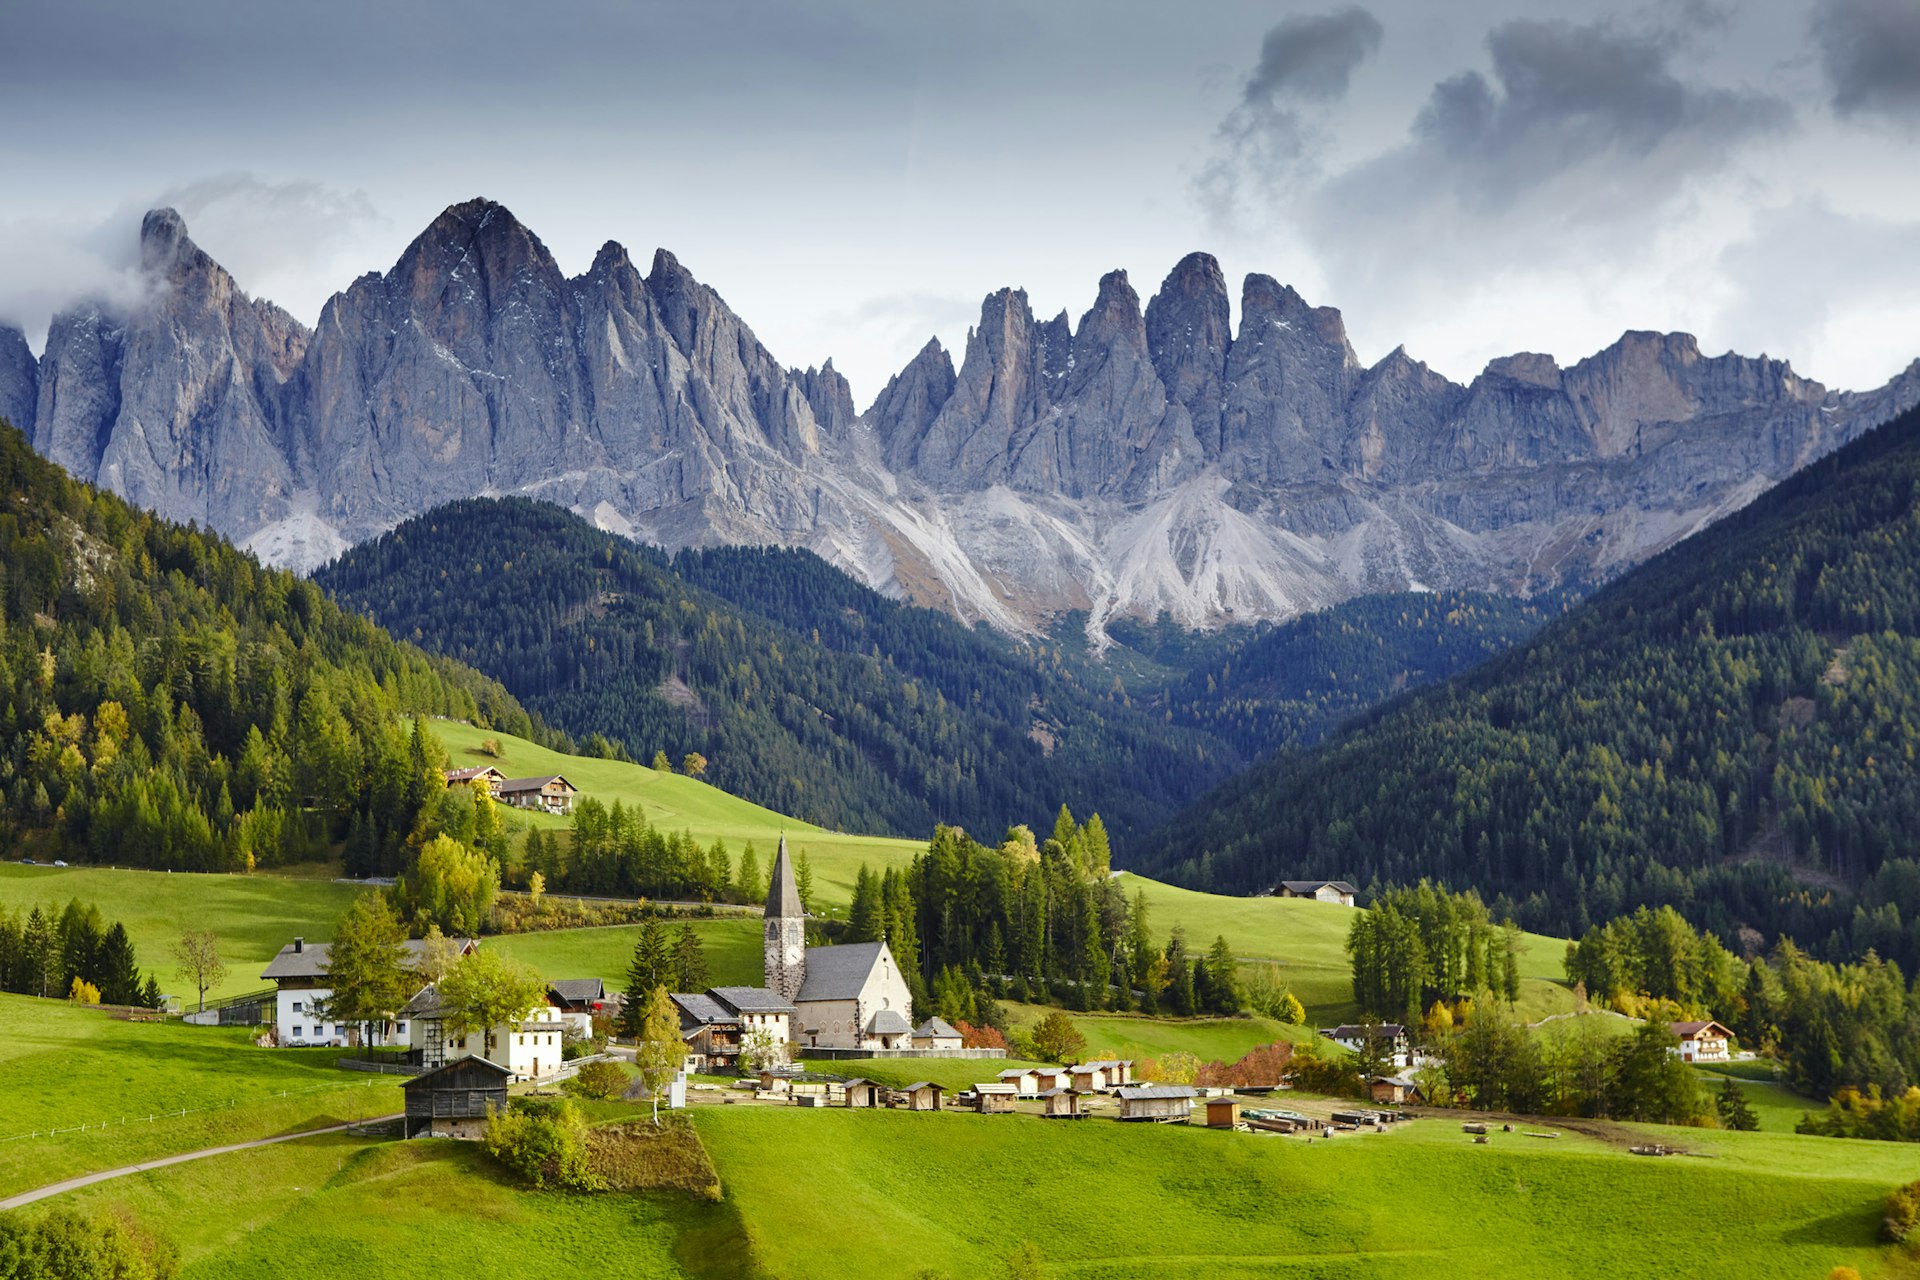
[
  {"x1": 692, "y1": 1106, "x2": 1909, "y2": 1279},
  {"x1": 0, "y1": 994, "x2": 391, "y2": 1198},
  {"x1": 0, "y1": 864, "x2": 362, "y2": 1002}
]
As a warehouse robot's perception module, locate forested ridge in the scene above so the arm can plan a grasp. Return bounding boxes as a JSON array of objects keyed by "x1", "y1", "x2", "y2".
[
  {"x1": 317, "y1": 498, "x2": 1554, "y2": 844},
  {"x1": 0, "y1": 421, "x2": 539, "y2": 872},
  {"x1": 1137, "y1": 400, "x2": 1920, "y2": 960}
]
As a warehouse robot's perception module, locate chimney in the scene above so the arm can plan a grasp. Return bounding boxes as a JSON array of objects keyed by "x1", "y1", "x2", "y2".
[{"x1": 294, "y1": 937, "x2": 304, "y2": 953}]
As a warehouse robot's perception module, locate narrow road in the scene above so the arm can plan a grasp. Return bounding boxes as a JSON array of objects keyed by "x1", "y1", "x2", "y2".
[{"x1": 0, "y1": 1114, "x2": 403, "y2": 1211}]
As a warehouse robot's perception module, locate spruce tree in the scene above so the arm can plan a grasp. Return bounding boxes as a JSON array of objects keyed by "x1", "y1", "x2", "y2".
[
  {"x1": 673, "y1": 923, "x2": 708, "y2": 991},
  {"x1": 622, "y1": 918, "x2": 672, "y2": 1038},
  {"x1": 96, "y1": 923, "x2": 142, "y2": 1006}
]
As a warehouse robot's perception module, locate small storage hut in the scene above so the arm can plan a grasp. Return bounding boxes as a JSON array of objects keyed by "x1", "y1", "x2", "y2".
[
  {"x1": 896, "y1": 1081, "x2": 945, "y2": 1111},
  {"x1": 1369, "y1": 1076, "x2": 1424, "y2": 1106},
  {"x1": 1041, "y1": 1087, "x2": 1089, "y2": 1119},
  {"x1": 1070, "y1": 1063, "x2": 1108, "y2": 1092},
  {"x1": 998, "y1": 1068, "x2": 1042, "y2": 1098},
  {"x1": 1205, "y1": 1097, "x2": 1242, "y2": 1129},
  {"x1": 843, "y1": 1078, "x2": 885, "y2": 1109},
  {"x1": 1117, "y1": 1085, "x2": 1196, "y2": 1122},
  {"x1": 973, "y1": 1082, "x2": 1018, "y2": 1114},
  {"x1": 403, "y1": 1055, "x2": 511, "y2": 1138}
]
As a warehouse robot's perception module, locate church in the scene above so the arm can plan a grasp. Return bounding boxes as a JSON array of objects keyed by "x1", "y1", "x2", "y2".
[{"x1": 764, "y1": 836, "x2": 917, "y2": 1051}]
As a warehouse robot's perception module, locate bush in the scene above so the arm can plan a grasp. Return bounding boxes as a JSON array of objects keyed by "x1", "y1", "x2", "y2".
[
  {"x1": 565, "y1": 1058, "x2": 629, "y2": 1100},
  {"x1": 0, "y1": 1207, "x2": 178, "y2": 1278},
  {"x1": 484, "y1": 1097, "x2": 602, "y2": 1190},
  {"x1": 1886, "y1": 1179, "x2": 1920, "y2": 1243}
]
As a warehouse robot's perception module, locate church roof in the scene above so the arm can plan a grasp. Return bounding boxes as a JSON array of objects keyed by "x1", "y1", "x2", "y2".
[
  {"x1": 766, "y1": 834, "x2": 803, "y2": 919},
  {"x1": 915, "y1": 1016, "x2": 960, "y2": 1039},
  {"x1": 795, "y1": 940, "x2": 889, "y2": 1004}
]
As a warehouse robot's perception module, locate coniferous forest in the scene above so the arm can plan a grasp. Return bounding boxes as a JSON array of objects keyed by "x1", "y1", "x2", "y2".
[
  {"x1": 315, "y1": 497, "x2": 1553, "y2": 843},
  {"x1": 1136, "y1": 401, "x2": 1920, "y2": 962},
  {"x1": 0, "y1": 423, "x2": 541, "y2": 874}
]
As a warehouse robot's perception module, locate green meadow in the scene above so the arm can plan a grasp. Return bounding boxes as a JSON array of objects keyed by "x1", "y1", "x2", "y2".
[{"x1": 1002, "y1": 1002, "x2": 1314, "y2": 1062}]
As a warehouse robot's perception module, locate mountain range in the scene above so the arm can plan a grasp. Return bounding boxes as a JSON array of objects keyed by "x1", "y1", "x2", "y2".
[{"x1": 8, "y1": 198, "x2": 1916, "y2": 639}]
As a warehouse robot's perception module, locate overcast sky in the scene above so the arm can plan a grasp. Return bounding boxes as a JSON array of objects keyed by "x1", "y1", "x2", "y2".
[{"x1": 2, "y1": 0, "x2": 1918, "y2": 403}]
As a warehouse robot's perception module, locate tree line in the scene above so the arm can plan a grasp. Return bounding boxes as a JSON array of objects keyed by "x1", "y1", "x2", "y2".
[{"x1": 0, "y1": 898, "x2": 158, "y2": 1006}]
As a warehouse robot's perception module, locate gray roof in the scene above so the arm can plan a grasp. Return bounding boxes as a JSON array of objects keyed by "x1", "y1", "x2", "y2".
[
  {"x1": 973, "y1": 1083, "x2": 1017, "y2": 1094},
  {"x1": 1119, "y1": 1085, "x2": 1198, "y2": 1101},
  {"x1": 671, "y1": 993, "x2": 734, "y2": 1028},
  {"x1": 794, "y1": 941, "x2": 888, "y2": 1004},
  {"x1": 766, "y1": 834, "x2": 803, "y2": 919},
  {"x1": 899, "y1": 1081, "x2": 944, "y2": 1093},
  {"x1": 1281, "y1": 879, "x2": 1358, "y2": 894},
  {"x1": 1323, "y1": 1024, "x2": 1406, "y2": 1040},
  {"x1": 403, "y1": 1055, "x2": 512, "y2": 1087},
  {"x1": 914, "y1": 1016, "x2": 961, "y2": 1039},
  {"x1": 999, "y1": 1068, "x2": 1037, "y2": 1080},
  {"x1": 497, "y1": 774, "x2": 576, "y2": 795},
  {"x1": 260, "y1": 937, "x2": 473, "y2": 982},
  {"x1": 1039, "y1": 1087, "x2": 1084, "y2": 1098},
  {"x1": 867, "y1": 1008, "x2": 912, "y2": 1035},
  {"x1": 400, "y1": 984, "x2": 451, "y2": 1019},
  {"x1": 549, "y1": 978, "x2": 605, "y2": 1002},
  {"x1": 710, "y1": 986, "x2": 799, "y2": 1016}
]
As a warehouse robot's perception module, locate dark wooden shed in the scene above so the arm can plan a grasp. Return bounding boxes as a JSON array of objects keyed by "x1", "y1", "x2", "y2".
[
  {"x1": 403, "y1": 1055, "x2": 511, "y2": 1138},
  {"x1": 1205, "y1": 1097, "x2": 1242, "y2": 1129}
]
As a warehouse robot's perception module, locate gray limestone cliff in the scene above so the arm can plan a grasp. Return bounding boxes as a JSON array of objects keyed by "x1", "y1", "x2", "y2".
[{"x1": 15, "y1": 198, "x2": 1920, "y2": 640}]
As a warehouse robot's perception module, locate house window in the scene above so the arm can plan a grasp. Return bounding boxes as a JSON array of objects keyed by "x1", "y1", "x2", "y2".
[
  {"x1": 293, "y1": 1026, "x2": 303, "y2": 1038},
  {"x1": 292, "y1": 1001, "x2": 304, "y2": 1013}
]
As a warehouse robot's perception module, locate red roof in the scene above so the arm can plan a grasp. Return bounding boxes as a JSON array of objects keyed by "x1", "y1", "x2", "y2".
[{"x1": 1669, "y1": 1020, "x2": 1731, "y2": 1038}]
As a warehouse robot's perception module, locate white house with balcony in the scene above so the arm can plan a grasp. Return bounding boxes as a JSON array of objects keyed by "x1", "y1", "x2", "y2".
[
  {"x1": 1669, "y1": 1020, "x2": 1735, "y2": 1063},
  {"x1": 401, "y1": 983, "x2": 569, "y2": 1080},
  {"x1": 260, "y1": 935, "x2": 476, "y2": 1048}
]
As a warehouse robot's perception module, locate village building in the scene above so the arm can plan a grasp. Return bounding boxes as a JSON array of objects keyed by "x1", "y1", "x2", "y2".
[
  {"x1": 547, "y1": 978, "x2": 609, "y2": 1015},
  {"x1": 672, "y1": 993, "x2": 743, "y2": 1072},
  {"x1": 400, "y1": 983, "x2": 568, "y2": 1079},
  {"x1": 444, "y1": 766, "x2": 506, "y2": 796},
  {"x1": 402, "y1": 1055, "x2": 511, "y2": 1139},
  {"x1": 1117, "y1": 1085, "x2": 1197, "y2": 1122},
  {"x1": 1278, "y1": 880, "x2": 1359, "y2": 907},
  {"x1": 896, "y1": 1082, "x2": 944, "y2": 1111},
  {"x1": 496, "y1": 774, "x2": 579, "y2": 816},
  {"x1": 259, "y1": 935, "x2": 476, "y2": 1048},
  {"x1": 913, "y1": 1016, "x2": 963, "y2": 1050},
  {"x1": 1670, "y1": 1020, "x2": 1735, "y2": 1063},
  {"x1": 1041, "y1": 1087, "x2": 1090, "y2": 1119},
  {"x1": 762, "y1": 836, "x2": 917, "y2": 1049},
  {"x1": 1369, "y1": 1075, "x2": 1425, "y2": 1105},
  {"x1": 1320, "y1": 1024, "x2": 1413, "y2": 1069}
]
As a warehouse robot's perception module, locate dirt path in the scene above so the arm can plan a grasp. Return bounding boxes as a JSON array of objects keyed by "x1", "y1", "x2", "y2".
[{"x1": 0, "y1": 1114, "x2": 403, "y2": 1211}]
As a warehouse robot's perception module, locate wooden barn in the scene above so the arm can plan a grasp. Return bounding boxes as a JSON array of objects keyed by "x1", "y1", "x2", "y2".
[
  {"x1": 973, "y1": 1083, "x2": 1018, "y2": 1114},
  {"x1": 1117, "y1": 1085, "x2": 1196, "y2": 1123},
  {"x1": 403, "y1": 1055, "x2": 510, "y2": 1139},
  {"x1": 843, "y1": 1078, "x2": 885, "y2": 1108},
  {"x1": 1041, "y1": 1087, "x2": 1089, "y2": 1119},
  {"x1": 1205, "y1": 1097, "x2": 1242, "y2": 1128},
  {"x1": 1369, "y1": 1075, "x2": 1425, "y2": 1105},
  {"x1": 895, "y1": 1082, "x2": 944, "y2": 1111}
]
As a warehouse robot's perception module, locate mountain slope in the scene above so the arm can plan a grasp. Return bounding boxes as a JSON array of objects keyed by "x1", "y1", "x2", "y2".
[
  {"x1": 1133, "y1": 400, "x2": 1920, "y2": 957},
  {"x1": 316, "y1": 497, "x2": 1560, "y2": 842},
  {"x1": 10, "y1": 200, "x2": 1918, "y2": 637},
  {"x1": 0, "y1": 421, "x2": 535, "y2": 873}
]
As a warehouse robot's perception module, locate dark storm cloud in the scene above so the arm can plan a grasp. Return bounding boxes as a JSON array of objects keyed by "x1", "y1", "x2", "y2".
[
  {"x1": 1197, "y1": 7, "x2": 1384, "y2": 225},
  {"x1": 1813, "y1": 0, "x2": 1920, "y2": 124},
  {"x1": 1401, "y1": 13, "x2": 1793, "y2": 211}
]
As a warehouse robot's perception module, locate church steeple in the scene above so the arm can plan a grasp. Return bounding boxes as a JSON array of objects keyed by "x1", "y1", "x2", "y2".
[{"x1": 764, "y1": 835, "x2": 807, "y2": 1001}]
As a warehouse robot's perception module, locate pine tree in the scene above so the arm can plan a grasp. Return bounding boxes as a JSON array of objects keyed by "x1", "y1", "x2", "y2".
[
  {"x1": 848, "y1": 866, "x2": 881, "y2": 943},
  {"x1": 22, "y1": 907, "x2": 57, "y2": 998},
  {"x1": 621, "y1": 918, "x2": 672, "y2": 1038},
  {"x1": 736, "y1": 842, "x2": 763, "y2": 905},
  {"x1": 1716, "y1": 1074, "x2": 1759, "y2": 1131},
  {"x1": 795, "y1": 851, "x2": 814, "y2": 911},
  {"x1": 96, "y1": 923, "x2": 142, "y2": 1007},
  {"x1": 1206, "y1": 934, "x2": 1240, "y2": 1014},
  {"x1": 673, "y1": 923, "x2": 708, "y2": 990}
]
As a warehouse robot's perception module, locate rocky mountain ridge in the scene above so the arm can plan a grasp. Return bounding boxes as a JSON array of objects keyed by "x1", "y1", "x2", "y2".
[{"x1": 8, "y1": 198, "x2": 1918, "y2": 638}]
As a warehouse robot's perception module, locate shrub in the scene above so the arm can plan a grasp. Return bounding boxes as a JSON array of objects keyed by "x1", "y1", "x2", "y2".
[
  {"x1": 1886, "y1": 1179, "x2": 1920, "y2": 1243},
  {"x1": 0, "y1": 1207, "x2": 178, "y2": 1278},
  {"x1": 565, "y1": 1059, "x2": 629, "y2": 1100},
  {"x1": 587, "y1": 1117, "x2": 721, "y2": 1199},
  {"x1": 478, "y1": 737, "x2": 502, "y2": 757},
  {"x1": 484, "y1": 1097, "x2": 603, "y2": 1191}
]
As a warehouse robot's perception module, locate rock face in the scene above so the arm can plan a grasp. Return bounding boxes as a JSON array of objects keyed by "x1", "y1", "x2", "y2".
[{"x1": 16, "y1": 199, "x2": 1920, "y2": 638}]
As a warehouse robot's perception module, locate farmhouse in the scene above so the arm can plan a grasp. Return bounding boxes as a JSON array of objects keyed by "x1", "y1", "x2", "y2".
[
  {"x1": 259, "y1": 935, "x2": 476, "y2": 1048},
  {"x1": 913, "y1": 1016, "x2": 963, "y2": 1050},
  {"x1": 1320, "y1": 1024, "x2": 1413, "y2": 1069},
  {"x1": 402, "y1": 1055, "x2": 510, "y2": 1139},
  {"x1": 1278, "y1": 880, "x2": 1358, "y2": 907},
  {"x1": 672, "y1": 993, "x2": 743, "y2": 1072},
  {"x1": 1117, "y1": 1085, "x2": 1197, "y2": 1122},
  {"x1": 1670, "y1": 1020, "x2": 1735, "y2": 1063},
  {"x1": 401, "y1": 983, "x2": 568, "y2": 1079},
  {"x1": 762, "y1": 836, "x2": 916, "y2": 1049},
  {"x1": 444, "y1": 766, "x2": 506, "y2": 796},
  {"x1": 496, "y1": 774, "x2": 579, "y2": 815},
  {"x1": 548, "y1": 978, "x2": 608, "y2": 1014}
]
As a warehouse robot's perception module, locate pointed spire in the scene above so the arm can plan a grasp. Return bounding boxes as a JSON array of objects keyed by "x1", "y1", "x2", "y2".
[{"x1": 767, "y1": 834, "x2": 803, "y2": 919}]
